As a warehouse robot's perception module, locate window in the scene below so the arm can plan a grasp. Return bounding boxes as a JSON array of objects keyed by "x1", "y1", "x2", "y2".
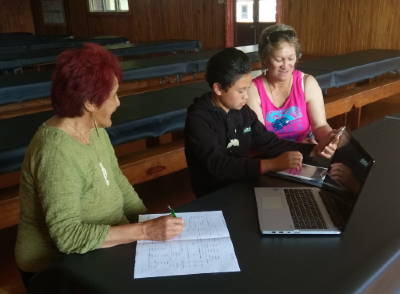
[
  {"x1": 88, "y1": 0, "x2": 129, "y2": 13},
  {"x1": 236, "y1": 1, "x2": 254, "y2": 23},
  {"x1": 259, "y1": 0, "x2": 276, "y2": 22},
  {"x1": 41, "y1": 0, "x2": 66, "y2": 25}
]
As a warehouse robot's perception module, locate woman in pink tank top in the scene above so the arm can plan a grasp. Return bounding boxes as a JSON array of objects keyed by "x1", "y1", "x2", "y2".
[{"x1": 248, "y1": 24, "x2": 333, "y2": 143}]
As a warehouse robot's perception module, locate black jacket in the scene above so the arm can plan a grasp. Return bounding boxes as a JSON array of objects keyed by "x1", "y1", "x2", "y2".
[{"x1": 184, "y1": 92, "x2": 315, "y2": 197}]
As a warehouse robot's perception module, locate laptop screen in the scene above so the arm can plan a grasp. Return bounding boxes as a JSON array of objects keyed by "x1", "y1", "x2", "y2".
[{"x1": 322, "y1": 129, "x2": 375, "y2": 224}]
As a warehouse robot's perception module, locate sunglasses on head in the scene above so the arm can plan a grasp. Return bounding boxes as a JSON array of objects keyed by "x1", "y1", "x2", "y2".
[{"x1": 266, "y1": 30, "x2": 297, "y2": 44}]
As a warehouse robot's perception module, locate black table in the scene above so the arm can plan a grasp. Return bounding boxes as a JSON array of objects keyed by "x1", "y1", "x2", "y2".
[
  {"x1": 297, "y1": 49, "x2": 400, "y2": 89},
  {"x1": 29, "y1": 116, "x2": 400, "y2": 294},
  {"x1": 0, "y1": 36, "x2": 128, "y2": 54},
  {"x1": 105, "y1": 39, "x2": 202, "y2": 57},
  {"x1": 0, "y1": 40, "x2": 202, "y2": 72},
  {"x1": 0, "y1": 45, "x2": 257, "y2": 105},
  {"x1": 0, "y1": 70, "x2": 52, "y2": 104},
  {"x1": 0, "y1": 81, "x2": 210, "y2": 174},
  {"x1": 0, "y1": 32, "x2": 33, "y2": 39},
  {"x1": 0, "y1": 34, "x2": 71, "y2": 44},
  {"x1": 167, "y1": 44, "x2": 260, "y2": 72}
]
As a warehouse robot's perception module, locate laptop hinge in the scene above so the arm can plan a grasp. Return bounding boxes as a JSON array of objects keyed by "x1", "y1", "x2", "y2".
[{"x1": 319, "y1": 191, "x2": 346, "y2": 230}]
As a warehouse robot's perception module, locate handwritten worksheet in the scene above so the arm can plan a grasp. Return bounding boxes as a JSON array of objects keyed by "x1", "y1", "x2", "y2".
[{"x1": 134, "y1": 211, "x2": 240, "y2": 279}]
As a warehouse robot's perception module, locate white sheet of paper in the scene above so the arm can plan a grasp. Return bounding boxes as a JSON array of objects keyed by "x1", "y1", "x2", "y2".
[{"x1": 134, "y1": 211, "x2": 240, "y2": 279}]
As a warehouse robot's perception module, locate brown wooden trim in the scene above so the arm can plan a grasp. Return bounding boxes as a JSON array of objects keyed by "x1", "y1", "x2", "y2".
[
  {"x1": 225, "y1": 0, "x2": 235, "y2": 47},
  {"x1": 324, "y1": 76, "x2": 400, "y2": 119},
  {"x1": 0, "y1": 171, "x2": 21, "y2": 190},
  {"x1": 353, "y1": 77, "x2": 400, "y2": 108},
  {"x1": 276, "y1": 0, "x2": 282, "y2": 23},
  {"x1": 0, "y1": 185, "x2": 20, "y2": 230},
  {"x1": 119, "y1": 139, "x2": 186, "y2": 185},
  {"x1": 324, "y1": 94, "x2": 355, "y2": 119},
  {"x1": 87, "y1": 12, "x2": 131, "y2": 18}
]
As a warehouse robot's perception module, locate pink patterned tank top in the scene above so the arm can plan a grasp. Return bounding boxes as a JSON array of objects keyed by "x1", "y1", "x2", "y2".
[{"x1": 253, "y1": 70, "x2": 311, "y2": 142}]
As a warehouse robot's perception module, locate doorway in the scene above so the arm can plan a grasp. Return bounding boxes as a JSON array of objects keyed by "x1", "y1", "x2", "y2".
[{"x1": 235, "y1": 0, "x2": 277, "y2": 46}]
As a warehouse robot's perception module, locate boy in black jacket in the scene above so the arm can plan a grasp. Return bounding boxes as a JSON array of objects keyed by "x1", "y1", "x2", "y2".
[{"x1": 184, "y1": 48, "x2": 338, "y2": 197}]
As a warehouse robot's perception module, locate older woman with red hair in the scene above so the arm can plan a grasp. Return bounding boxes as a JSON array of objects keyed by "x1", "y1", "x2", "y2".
[{"x1": 15, "y1": 43, "x2": 184, "y2": 288}]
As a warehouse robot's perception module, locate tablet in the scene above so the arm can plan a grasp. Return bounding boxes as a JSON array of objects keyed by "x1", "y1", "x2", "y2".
[{"x1": 275, "y1": 164, "x2": 328, "y2": 183}]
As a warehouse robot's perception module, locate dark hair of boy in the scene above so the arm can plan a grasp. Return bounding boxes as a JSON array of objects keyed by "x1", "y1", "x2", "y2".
[{"x1": 205, "y1": 47, "x2": 252, "y2": 91}]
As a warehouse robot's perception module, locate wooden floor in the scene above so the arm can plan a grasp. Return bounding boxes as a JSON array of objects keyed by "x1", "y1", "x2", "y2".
[{"x1": 1, "y1": 94, "x2": 400, "y2": 294}]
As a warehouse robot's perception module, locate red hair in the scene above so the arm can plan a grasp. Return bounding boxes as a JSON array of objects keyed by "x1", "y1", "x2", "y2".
[{"x1": 51, "y1": 43, "x2": 123, "y2": 117}]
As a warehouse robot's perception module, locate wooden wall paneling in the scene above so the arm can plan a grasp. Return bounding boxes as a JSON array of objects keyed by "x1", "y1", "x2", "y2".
[
  {"x1": 0, "y1": 0, "x2": 35, "y2": 34},
  {"x1": 126, "y1": 0, "x2": 149, "y2": 42},
  {"x1": 281, "y1": 0, "x2": 400, "y2": 56},
  {"x1": 202, "y1": 1, "x2": 213, "y2": 49},
  {"x1": 211, "y1": 0, "x2": 225, "y2": 49},
  {"x1": 376, "y1": 0, "x2": 390, "y2": 49},
  {"x1": 180, "y1": 0, "x2": 195, "y2": 41},
  {"x1": 135, "y1": 0, "x2": 156, "y2": 42},
  {"x1": 87, "y1": 15, "x2": 105, "y2": 37},
  {"x1": 102, "y1": 17, "x2": 133, "y2": 39},
  {"x1": 30, "y1": 0, "x2": 43, "y2": 34},
  {"x1": 161, "y1": 0, "x2": 182, "y2": 41},
  {"x1": 193, "y1": 1, "x2": 206, "y2": 50},
  {"x1": 325, "y1": 0, "x2": 340, "y2": 55},
  {"x1": 383, "y1": 0, "x2": 396, "y2": 48},
  {"x1": 66, "y1": 0, "x2": 89, "y2": 38},
  {"x1": 28, "y1": 0, "x2": 224, "y2": 49}
]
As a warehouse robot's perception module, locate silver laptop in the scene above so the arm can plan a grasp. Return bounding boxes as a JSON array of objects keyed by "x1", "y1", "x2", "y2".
[{"x1": 255, "y1": 129, "x2": 375, "y2": 234}]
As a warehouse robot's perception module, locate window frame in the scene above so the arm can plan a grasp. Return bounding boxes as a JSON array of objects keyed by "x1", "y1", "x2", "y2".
[
  {"x1": 41, "y1": 0, "x2": 67, "y2": 26},
  {"x1": 87, "y1": 0, "x2": 131, "y2": 17}
]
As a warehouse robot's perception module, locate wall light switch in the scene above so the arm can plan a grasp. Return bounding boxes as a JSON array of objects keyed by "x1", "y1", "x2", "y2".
[{"x1": 218, "y1": 0, "x2": 224, "y2": 3}]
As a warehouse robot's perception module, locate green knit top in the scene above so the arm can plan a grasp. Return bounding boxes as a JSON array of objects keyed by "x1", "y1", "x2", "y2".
[{"x1": 15, "y1": 124, "x2": 147, "y2": 273}]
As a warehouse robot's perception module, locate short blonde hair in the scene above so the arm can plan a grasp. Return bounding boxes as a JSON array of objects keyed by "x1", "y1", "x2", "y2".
[{"x1": 258, "y1": 23, "x2": 301, "y2": 68}]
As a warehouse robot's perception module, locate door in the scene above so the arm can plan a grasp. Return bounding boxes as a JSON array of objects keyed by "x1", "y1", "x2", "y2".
[{"x1": 235, "y1": 0, "x2": 277, "y2": 46}]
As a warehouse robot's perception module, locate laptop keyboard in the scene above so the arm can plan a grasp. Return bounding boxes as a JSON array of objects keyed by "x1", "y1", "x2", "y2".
[{"x1": 284, "y1": 189, "x2": 328, "y2": 230}]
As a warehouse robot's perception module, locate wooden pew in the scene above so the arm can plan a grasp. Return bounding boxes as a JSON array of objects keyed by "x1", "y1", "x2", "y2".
[{"x1": 324, "y1": 75, "x2": 400, "y2": 129}]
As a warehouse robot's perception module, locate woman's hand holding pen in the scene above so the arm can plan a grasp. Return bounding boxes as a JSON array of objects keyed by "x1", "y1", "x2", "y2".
[
  {"x1": 141, "y1": 215, "x2": 184, "y2": 241},
  {"x1": 261, "y1": 151, "x2": 303, "y2": 173}
]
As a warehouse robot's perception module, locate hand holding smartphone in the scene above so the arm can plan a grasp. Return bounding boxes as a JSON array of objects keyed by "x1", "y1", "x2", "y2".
[{"x1": 330, "y1": 126, "x2": 346, "y2": 144}]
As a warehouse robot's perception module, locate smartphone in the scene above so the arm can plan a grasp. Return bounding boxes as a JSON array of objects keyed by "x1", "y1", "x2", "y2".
[{"x1": 330, "y1": 126, "x2": 346, "y2": 143}]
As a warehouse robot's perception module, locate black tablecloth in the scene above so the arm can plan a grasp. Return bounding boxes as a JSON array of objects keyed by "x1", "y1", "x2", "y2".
[
  {"x1": 0, "y1": 40, "x2": 203, "y2": 71},
  {"x1": 0, "y1": 49, "x2": 62, "y2": 71},
  {"x1": 0, "y1": 36, "x2": 127, "y2": 54},
  {"x1": 29, "y1": 117, "x2": 400, "y2": 294},
  {"x1": 3, "y1": 49, "x2": 398, "y2": 104},
  {"x1": 297, "y1": 68, "x2": 336, "y2": 89},
  {"x1": 0, "y1": 82, "x2": 210, "y2": 174},
  {"x1": 0, "y1": 34, "x2": 71, "y2": 45},
  {"x1": 120, "y1": 57, "x2": 194, "y2": 81},
  {"x1": 0, "y1": 45, "x2": 258, "y2": 105},
  {"x1": 167, "y1": 45, "x2": 260, "y2": 72},
  {"x1": 0, "y1": 70, "x2": 52, "y2": 104},
  {"x1": 105, "y1": 39, "x2": 202, "y2": 56},
  {"x1": 297, "y1": 49, "x2": 400, "y2": 88},
  {"x1": 0, "y1": 32, "x2": 33, "y2": 39}
]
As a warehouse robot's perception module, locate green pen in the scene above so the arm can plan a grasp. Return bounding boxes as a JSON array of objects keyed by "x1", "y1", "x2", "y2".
[{"x1": 168, "y1": 205, "x2": 177, "y2": 217}]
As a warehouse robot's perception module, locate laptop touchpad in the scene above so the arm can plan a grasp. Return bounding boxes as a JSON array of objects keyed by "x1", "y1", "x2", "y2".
[{"x1": 262, "y1": 196, "x2": 283, "y2": 209}]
